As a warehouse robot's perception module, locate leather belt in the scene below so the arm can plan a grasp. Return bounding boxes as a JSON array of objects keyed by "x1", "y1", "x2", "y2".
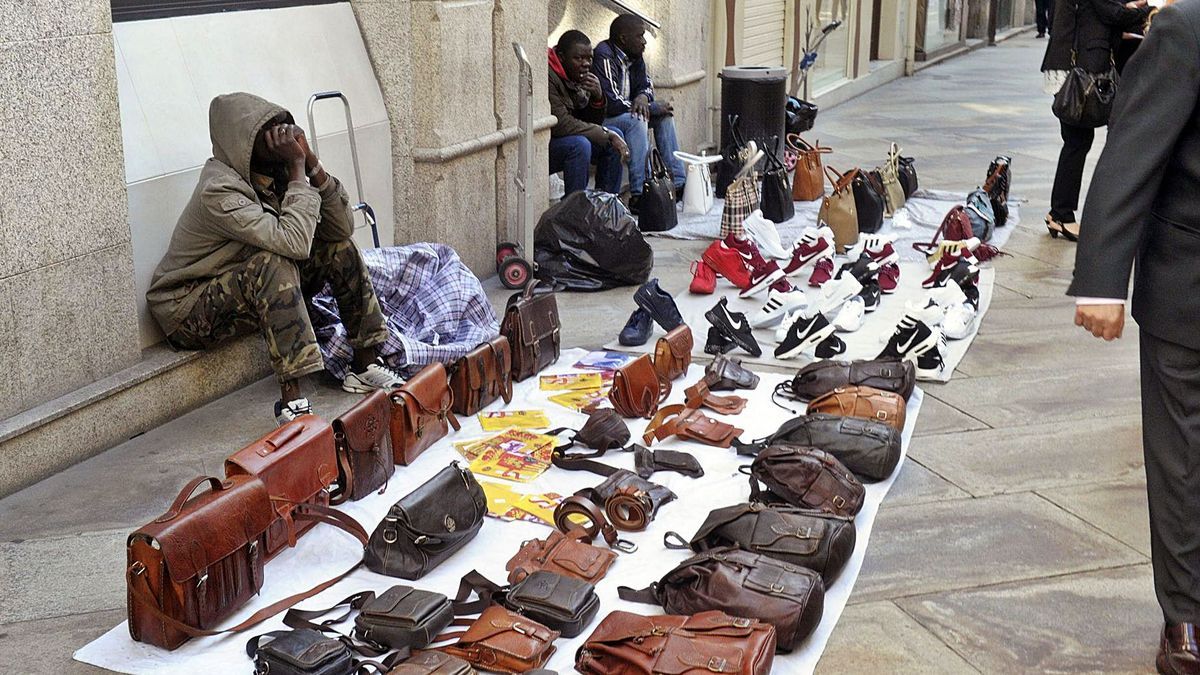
[
  {"x1": 553, "y1": 495, "x2": 637, "y2": 553},
  {"x1": 604, "y1": 487, "x2": 654, "y2": 532}
]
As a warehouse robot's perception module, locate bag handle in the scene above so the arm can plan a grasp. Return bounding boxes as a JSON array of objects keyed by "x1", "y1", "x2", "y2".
[
  {"x1": 451, "y1": 570, "x2": 504, "y2": 616},
  {"x1": 762, "y1": 136, "x2": 787, "y2": 172},
  {"x1": 157, "y1": 476, "x2": 226, "y2": 523},
  {"x1": 649, "y1": 147, "x2": 670, "y2": 178},
  {"x1": 263, "y1": 424, "x2": 305, "y2": 451}
]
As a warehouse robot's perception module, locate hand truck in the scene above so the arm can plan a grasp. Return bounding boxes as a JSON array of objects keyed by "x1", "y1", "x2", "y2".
[
  {"x1": 497, "y1": 42, "x2": 539, "y2": 289},
  {"x1": 306, "y1": 91, "x2": 380, "y2": 248}
]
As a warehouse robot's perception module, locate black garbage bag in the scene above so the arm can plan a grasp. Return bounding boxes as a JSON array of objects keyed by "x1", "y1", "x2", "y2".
[
  {"x1": 786, "y1": 96, "x2": 819, "y2": 135},
  {"x1": 534, "y1": 190, "x2": 654, "y2": 292}
]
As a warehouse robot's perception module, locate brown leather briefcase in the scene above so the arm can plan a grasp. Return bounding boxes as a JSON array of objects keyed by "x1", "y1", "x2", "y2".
[
  {"x1": 653, "y1": 324, "x2": 693, "y2": 382},
  {"x1": 225, "y1": 418, "x2": 338, "y2": 558},
  {"x1": 331, "y1": 390, "x2": 395, "y2": 504},
  {"x1": 577, "y1": 610, "x2": 777, "y2": 674},
  {"x1": 450, "y1": 336, "x2": 513, "y2": 417},
  {"x1": 807, "y1": 384, "x2": 907, "y2": 432},
  {"x1": 390, "y1": 362, "x2": 461, "y2": 465},
  {"x1": 500, "y1": 281, "x2": 561, "y2": 382},
  {"x1": 609, "y1": 354, "x2": 670, "y2": 419}
]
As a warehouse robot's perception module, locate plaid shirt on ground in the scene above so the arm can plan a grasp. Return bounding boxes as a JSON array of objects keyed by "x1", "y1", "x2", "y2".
[{"x1": 310, "y1": 244, "x2": 499, "y2": 380}]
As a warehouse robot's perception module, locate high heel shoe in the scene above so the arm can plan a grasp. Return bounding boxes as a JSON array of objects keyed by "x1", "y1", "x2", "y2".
[
  {"x1": 1060, "y1": 221, "x2": 1080, "y2": 242},
  {"x1": 1045, "y1": 214, "x2": 1064, "y2": 239}
]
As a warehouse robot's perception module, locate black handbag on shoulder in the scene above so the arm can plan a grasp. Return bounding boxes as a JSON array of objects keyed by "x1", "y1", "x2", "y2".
[
  {"x1": 760, "y1": 136, "x2": 795, "y2": 224},
  {"x1": 637, "y1": 148, "x2": 678, "y2": 232},
  {"x1": 1052, "y1": 3, "x2": 1119, "y2": 128}
]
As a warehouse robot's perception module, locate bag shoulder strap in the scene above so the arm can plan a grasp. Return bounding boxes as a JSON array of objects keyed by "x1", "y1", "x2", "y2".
[
  {"x1": 616, "y1": 583, "x2": 661, "y2": 605},
  {"x1": 451, "y1": 570, "x2": 504, "y2": 616}
]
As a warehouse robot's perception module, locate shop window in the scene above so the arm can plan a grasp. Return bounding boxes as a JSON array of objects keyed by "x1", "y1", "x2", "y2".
[{"x1": 111, "y1": 0, "x2": 341, "y2": 22}]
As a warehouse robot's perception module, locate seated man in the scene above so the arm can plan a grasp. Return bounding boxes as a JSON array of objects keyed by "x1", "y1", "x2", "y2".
[
  {"x1": 549, "y1": 30, "x2": 630, "y2": 195},
  {"x1": 592, "y1": 14, "x2": 688, "y2": 212},
  {"x1": 146, "y1": 92, "x2": 404, "y2": 423}
]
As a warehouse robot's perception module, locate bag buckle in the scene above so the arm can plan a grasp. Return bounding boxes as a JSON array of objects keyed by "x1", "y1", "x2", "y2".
[
  {"x1": 614, "y1": 538, "x2": 639, "y2": 554},
  {"x1": 833, "y1": 495, "x2": 847, "y2": 509},
  {"x1": 383, "y1": 528, "x2": 399, "y2": 544},
  {"x1": 707, "y1": 656, "x2": 728, "y2": 672},
  {"x1": 130, "y1": 561, "x2": 146, "y2": 576},
  {"x1": 732, "y1": 617, "x2": 752, "y2": 628}
]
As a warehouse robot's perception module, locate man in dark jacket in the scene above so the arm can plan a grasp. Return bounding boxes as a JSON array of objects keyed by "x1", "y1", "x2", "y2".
[
  {"x1": 1071, "y1": 3, "x2": 1200, "y2": 672},
  {"x1": 549, "y1": 30, "x2": 628, "y2": 195},
  {"x1": 592, "y1": 14, "x2": 686, "y2": 212}
]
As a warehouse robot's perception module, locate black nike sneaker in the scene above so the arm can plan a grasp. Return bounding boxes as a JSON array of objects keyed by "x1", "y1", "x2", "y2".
[
  {"x1": 705, "y1": 297, "x2": 761, "y2": 357},
  {"x1": 922, "y1": 257, "x2": 980, "y2": 291},
  {"x1": 704, "y1": 326, "x2": 736, "y2": 355},
  {"x1": 775, "y1": 312, "x2": 836, "y2": 360},
  {"x1": 914, "y1": 330, "x2": 948, "y2": 379},
  {"x1": 837, "y1": 252, "x2": 880, "y2": 285},
  {"x1": 878, "y1": 315, "x2": 939, "y2": 363},
  {"x1": 815, "y1": 333, "x2": 847, "y2": 359},
  {"x1": 858, "y1": 279, "x2": 881, "y2": 313}
]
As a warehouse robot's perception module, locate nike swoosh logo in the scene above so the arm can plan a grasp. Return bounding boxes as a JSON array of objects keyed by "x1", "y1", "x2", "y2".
[
  {"x1": 897, "y1": 332, "x2": 921, "y2": 353},
  {"x1": 721, "y1": 304, "x2": 749, "y2": 331}
]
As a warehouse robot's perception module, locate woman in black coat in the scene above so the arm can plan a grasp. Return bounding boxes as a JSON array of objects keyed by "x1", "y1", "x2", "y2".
[{"x1": 1041, "y1": 0, "x2": 1150, "y2": 241}]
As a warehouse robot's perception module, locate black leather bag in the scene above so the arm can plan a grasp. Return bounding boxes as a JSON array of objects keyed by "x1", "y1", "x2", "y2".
[
  {"x1": 356, "y1": 586, "x2": 454, "y2": 650},
  {"x1": 638, "y1": 148, "x2": 678, "y2": 232},
  {"x1": 454, "y1": 570, "x2": 600, "y2": 639},
  {"x1": 786, "y1": 96, "x2": 818, "y2": 135},
  {"x1": 716, "y1": 115, "x2": 751, "y2": 198},
  {"x1": 744, "y1": 414, "x2": 901, "y2": 483},
  {"x1": 785, "y1": 359, "x2": 916, "y2": 402},
  {"x1": 852, "y1": 170, "x2": 885, "y2": 234},
  {"x1": 760, "y1": 136, "x2": 795, "y2": 224},
  {"x1": 364, "y1": 462, "x2": 487, "y2": 580},
  {"x1": 247, "y1": 629, "x2": 355, "y2": 675},
  {"x1": 898, "y1": 156, "x2": 919, "y2": 199}
]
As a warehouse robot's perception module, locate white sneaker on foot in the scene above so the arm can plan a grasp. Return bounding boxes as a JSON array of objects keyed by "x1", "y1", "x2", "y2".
[{"x1": 343, "y1": 362, "x2": 406, "y2": 393}]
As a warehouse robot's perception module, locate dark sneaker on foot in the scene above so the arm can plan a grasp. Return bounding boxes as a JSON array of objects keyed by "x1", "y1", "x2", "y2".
[
  {"x1": 275, "y1": 397, "x2": 313, "y2": 425},
  {"x1": 775, "y1": 312, "x2": 836, "y2": 359},
  {"x1": 704, "y1": 326, "x2": 737, "y2": 355},
  {"x1": 619, "y1": 307, "x2": 654, "y2": 346},
  {"x1": 634, "y1": 278, "x2": 684, "y2": 331},
  {"x1": 705, "y1": 297, "x2": 761, "y2": 357}
]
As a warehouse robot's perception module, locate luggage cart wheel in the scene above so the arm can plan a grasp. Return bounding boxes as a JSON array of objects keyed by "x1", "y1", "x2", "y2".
[
  {"x1": 499, "y1": 256, "x2": 532, "y2": 289},
  {"x1": 496, "y1": 241, "x2": 522, "y2": 267}
]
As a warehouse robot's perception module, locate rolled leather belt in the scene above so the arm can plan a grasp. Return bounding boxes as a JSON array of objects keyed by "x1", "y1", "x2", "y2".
[
  {"x1": 553, "y1": 495, "x2": 638, "y2": 553},
  {"x1": 604, "y1": 487, "x2": 654, "y2": 532}
]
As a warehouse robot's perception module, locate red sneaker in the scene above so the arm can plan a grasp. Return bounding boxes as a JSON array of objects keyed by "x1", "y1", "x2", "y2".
[
  {"x1": 879, "y1": 262, "x2": 900, "y2": 294},
  {"x1": 739, "y1": 261, "x2": 786, "y2": 299},
  {"x1": 690, "y1": 260, "x2": 716, "y2": 294},
  {"x1": 702, "y1": 241, "x2": 751, "y2": 290},
  {"x1": 784, "y1": 226, "x2": 834, "y2": 277},
  {"x1": 808, "y1": 257, "x2": 834, "y2": 288},
  {"x1": 770, "y1": 277, "x2": 793, "y2": 293},
  {"x1": 722, "y1": 234, "x2": 771, "y2": 273}
]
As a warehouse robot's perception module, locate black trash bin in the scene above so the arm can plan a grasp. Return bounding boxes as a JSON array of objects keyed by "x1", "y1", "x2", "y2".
[{"x1": 719, "y1": 66, "x2": 788, "y2": 166}]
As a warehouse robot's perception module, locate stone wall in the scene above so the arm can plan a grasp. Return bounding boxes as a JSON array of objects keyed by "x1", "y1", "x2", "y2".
[{"x1": 0, "y1": 1, "x2": 139, "y2": 419}]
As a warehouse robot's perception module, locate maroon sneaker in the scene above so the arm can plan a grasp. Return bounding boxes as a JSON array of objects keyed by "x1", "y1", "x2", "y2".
[
  {"x1": 879, "y1": 262, "x2": 900, "y2": 294},
  {"x1": 739, "y1": 261, "x2": 787, "y2": 299},
  {"x1": 723, "y1": 233, "x2": 771, "y2": 272},
  {"x1": 784, "y1": 226, "x2": 834, "y2": 277},
  {"x1": 808, "y1": 257, "x2": 835, "y2": 288}
]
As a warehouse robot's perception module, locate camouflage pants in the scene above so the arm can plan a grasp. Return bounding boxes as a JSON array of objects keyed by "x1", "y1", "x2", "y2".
[{"x1": 169, "y1": 238, "x2": 389, "y2": 382}]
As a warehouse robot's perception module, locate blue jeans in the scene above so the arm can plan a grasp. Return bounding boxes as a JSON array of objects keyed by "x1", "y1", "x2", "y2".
[
  {"x1": 603, "y1": 111, "x2": 687, "y2": 195},
  {"x1": 548, "y1": 131, "x2": 624, "y2": 195}
]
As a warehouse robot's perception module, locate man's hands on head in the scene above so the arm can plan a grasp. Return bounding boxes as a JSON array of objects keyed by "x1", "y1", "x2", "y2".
[
  {"x1": 581, "y1": 73, "x2": 604, "y2": 101},
  {"x1": 632, "y1": 93, "x2": 651, "y2": 120},
  {"x1": 1075, "y1": 303, "x2": 1125, "y2": 341},
  {"x1": 265, "y1": 124, "x2": 308, "y2": 181}
]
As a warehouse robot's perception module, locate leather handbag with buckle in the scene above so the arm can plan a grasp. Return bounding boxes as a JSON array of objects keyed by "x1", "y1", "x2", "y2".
[
  {"x1": 788, "y1": 134, "x2": 832, "y2": 202},
  {"x1": 452, "y1": 570, "x2": 600, "y2": 639},
  {"x1": 807, "y1": 385, "x2": 906, "y2": 432},
  {"x1": 617, "y1": 547, "x2": 824, "y2": 653},
  {"x1": 818, "y1": 166, "x2": 860, "y2": 253},
  {"x1": 578, "y1": 469, "x2": 677, "y2": 532},
  {"x1": 331, "y1": 390, "x2": 395, "y2": 504},
  {"x1": 643, "y1": 404, "x2": 744, "y2": 448},
  {"x1": 874, "y1": 143, "x2": 907, "y2": 216},
  {"x1": 685, "y1": 379, "x2": 748, "y2": 415},
  {"x1": 738, "y1": 413, "x2": 901, "y2": 483},
  {"x1": 364, "y1": 462, "x2": 486, "y2": 580},
  {"x1": 705, "y1": 354, "x2": 760, "y2": 391},
  {"x1": 441, "y1": 605, "x2": 558, "y2": 674},
  {"x1": 576, "y1": 610, "x2": 777, "y2": 675},
  {"x1": 746, "y1": 445, "x2": 865, "y2": 517},
  {"x1": 653, "y1": 324, "x2": 693, "y2": 382},
  {"x1": 388, "y1": 650, "x2": 475, "y2": 674},
  {"x1": 246, "y1": 629, "x2": 354, "y2": 675},
  {"x1": 506, "y1": 530, "x2": 617, "y2": 585},
  {"x1": 357, "y1": 586, "x2": 455, "y2": 650},
  {"x1": 609, "y1": 354, "x2": 670, "y2": 419},
  {"x1": 500, "y1": 281, "x2": 561, "y2": 382},
  {"x1": 787, "y1": 358, "x2": 916, "y2": 402},
  {"x1": 666, "y1": 502, "x2": 856, "y2": 583},
  {"x1": 225, "y1": 418, "x2": 338, "y2": 558},
  {"x1": 450, "y1": 336, "x2": 513, "y2": 417},
  {"x1": 390, "y1": 362, "x2": 461, "y2": 466}
]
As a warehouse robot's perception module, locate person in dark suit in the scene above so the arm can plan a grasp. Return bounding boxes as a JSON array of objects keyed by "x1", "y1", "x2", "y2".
[{"x1": 1072, "y1": 3, "x2": 1200, "y2": 672}]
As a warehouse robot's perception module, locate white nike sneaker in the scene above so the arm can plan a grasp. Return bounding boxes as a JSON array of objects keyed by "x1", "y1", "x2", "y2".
[
  {"x1": 343, "y1": 362, "x2": 406, "y2": 393},
  {"x1": 904, "y1": 298, "x2": 946, "y2": 327},
  {"x1": 775, "y1": 310, "x2": 796, "y2": 344},
  {"x1": 942, "y1": 302, "x2": 977, "y2": 339},
  {"x1": 807, "y1": 274, "x2": 863, "y2": 319},
  {"x1": 833, "y1": 296, "x2": 866, "y2": 332},
  {"x1": 750, "y1": 288, "x2": 808, "y2": 328},
  {"x1": 847, "y1": 233, "x2": 899, "y2": 266},
  {"x1": 927, "y1": 282, "x2": 969, "y2": 309},
  {"x1": 744, "y1": 210, "x2": 791, "y2": 260}
]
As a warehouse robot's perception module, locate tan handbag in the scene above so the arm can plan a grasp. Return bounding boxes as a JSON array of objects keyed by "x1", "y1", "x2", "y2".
[
  {"x1": 788, "y1": 134, "x2": 832, "y2": 202},
  {"x1": 609, "y1": 354, "x2": 671, "y2": 419},
  {"x1": 875, "y1": 143, "x2": 906, "y2": 216},
  {"x1": 807, "y1": 385, "x2": 907, "y2": 432},
  {"x1": 817, "y1": 166, "x2": 860, "y2": 253},
  {"x1": 653, "y1": 324, "x2": 693, "y2": 382}
]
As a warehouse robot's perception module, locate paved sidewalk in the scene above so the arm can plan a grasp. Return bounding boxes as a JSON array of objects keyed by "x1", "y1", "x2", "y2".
[{"x1": 0, "y1": 34, "x2": 1156, "y2": 673}]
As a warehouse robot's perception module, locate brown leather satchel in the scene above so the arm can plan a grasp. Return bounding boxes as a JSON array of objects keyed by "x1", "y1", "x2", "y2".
[
  {"x1": 224, "y1": 418, "x2": 338, "y2": 557},
  {"x1": 789, "y1": 358, "x2": 916, "y2": 402},
  {"x1": 450, "y1": 336, "x2": 513, "y2": 417},
  {"x1": 506, "y1": 529, "x2": 617, "y2": 585},
  {"x1": 330, "y1": 390, "x2": 395, "y2": 504},
  {"x1": 788, "y1": 134, "x2": 832, "y2": 202},
  {"x1": 817, "y1": 166, "x2": 860, "y2": 253},
  {"x1": 441, "y1": 605, "x2": 559, "y2": 674},
  {"x1": 577, "y1": 610, "x2": 777, "y2": 674},
  {"x1": 653, "y1": 324, "x2": 693, "y2": 382},
  {"x1": 643, "y1": 404, "x2": 743, "y2": 448},
  {"x1": 807, "y1": 384, "x2": 906, "y2": 432},
  {"x1": 390, "y1": 362, "x2": 461, "y2": 465},
  {"x1": 388, "y1": 650, "x2": 475, "y2": 674},
  {"x1": 500, "y1": 281, "x2": 561, "y2": 381},
  {"x1": 747, "y1": 444, "x2": 865, "y2": 517},
  {"x1": 609, "y1": 354, "x2": 670, "y2": 419}
]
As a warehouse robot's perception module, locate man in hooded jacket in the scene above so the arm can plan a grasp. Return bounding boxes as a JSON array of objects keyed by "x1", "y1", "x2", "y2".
[{"x1": 147, "y1": 92, "x2": 403, "y2": 422}]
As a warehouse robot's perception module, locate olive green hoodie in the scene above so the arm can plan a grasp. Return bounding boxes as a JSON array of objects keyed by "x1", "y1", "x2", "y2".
[{"x1": 147, "y1": 92, "x2": 354, "y2": 335}]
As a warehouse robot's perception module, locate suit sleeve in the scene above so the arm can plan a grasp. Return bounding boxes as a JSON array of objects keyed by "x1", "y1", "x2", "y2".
[
  {"x1": 1089, "y1": 0, "x2": 1149, "y2": 30},
  {"x1": 1070, "y1": 6, "x2": 1200, "y2": 299}
]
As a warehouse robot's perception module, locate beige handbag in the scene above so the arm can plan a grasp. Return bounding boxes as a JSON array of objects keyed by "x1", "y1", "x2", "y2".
[
  {"x1": 875, "y1": 143, "x2": 906, "y2": 216},
  {"x1": 788, "y1": 134, "x2": 832, "y2": 202},
  {"x1": 817, "y1": 166, "x2": 860, "y2": 253}
]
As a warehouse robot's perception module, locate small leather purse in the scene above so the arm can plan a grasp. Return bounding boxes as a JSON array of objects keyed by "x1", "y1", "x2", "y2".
[
  {"x1": 453, "y1": 569, "x2": 599, "y2": 638},
  {"x1": 506, "y1": 530, "x2": 617, "y2": 585},
  {"x1": 818, "y1": 166, "x2": 860, "y2": 253},
  {"x1": 653, "y1": 324, "x2": 693, "y2": 382},
  {"x1": 388, "y1": 651, "x2": 475, "y2": 674},
  {"x1": 246, "y1": 629, "x2": 354, "y2": 675},
  {"x1": 441, "y1": 605, "x2": 558, "y2": 674},
  {"x1": 740, "y1": 413, "x2": 902, "y2": 483},
  {"x1": 685, "y1": 379, "x2": 748, "y2": 415},
  {"x1": 787, "y1": 358, "x2": 916, "y2": 402},
  {"x1": 705, "y1": 354, "x2": 760, "y2": 391},
  {"x1": 746, "y1": 445, "x2": 865, "y2": 517},
  {"x1": 634, "y1": 446, "x2": 704, "y2": 479},
  {"x1": 330, "y1": 390, "x2": 394, "y2": 504},
  {"x1": 609, "y1": 354, "x2": 670, "y2": 419},
  {"x1": 500, "y1": 281, "x2": 561, "y2": 381},
  {"x1": 449, "y1": 336, "x2": 513, "y2": 417},
  {"x1": 807, "y1": 385, "x2": 906, "y2": 432},
  {"x1": 390, "y1": 362, "x2": 461, "y2": 466},
  {"x1": 573, "y1": 409, "x2": 631, "y2": 451},
  {"x1": 643, "y1": 404, "x2": 743, "y2": 448},
  {"x1": 355, "y1": 586, "x2": 454, "y2": 650},
  {"x1": 788, "y1": 134, "x2": 832, "y2": 202},
  {"x1": 577, "y1": 610, "x2": 777, "y2": 675}
]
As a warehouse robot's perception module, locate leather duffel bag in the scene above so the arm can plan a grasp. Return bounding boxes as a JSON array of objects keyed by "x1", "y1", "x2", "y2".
[
  {"x1": 442, "y1": 605, "x2": 559, "y2": 673},
  {"x1": 788, "y1": 358, "x2": 916, "y2": 401},
  {"x1": 667, "y1": 502, "x2": 856, "y2": 583},
  {"x1": 450, "y1": 336, "x2": 513, "y2": 417},
  {"x1": 331, "y1": 390, "x2": 394, "y2": 504},
  {"x1": 609, "y1": 354, "x2": 670, "y2": 419},
  {"x1": 576, "y1": 610, "x2": 777, "y2": 674},
  {"x1": 506, "y1": 530, "x2": 617, "y2": 585},
  {"x1": 390, "y1": 362, "x2": 461, "y2": 466},
  {"x1": 807, "y1": 384, "x2": 906, "y2": 432},
  {"x1": 500, "y1": 281, "x2": 561, "y2": 381},
  {"x1": 618, "y1": 547, "x2": 824, "y2": 652},
  {"x1": 746, "y1": 444, "x2": 865, "y2": 517},
  {"x1": 365, "y1": 462, "x2": 486, "y2": 580},
  {"x1": 653, "y1": 324, "x2": 693, "y2": 382},
  {"x1": 739, "y1": 413, "x2": 902, "y2": 482},
  {"x1": 225, "y1": 418, "x2": 338, "y2": 558}
]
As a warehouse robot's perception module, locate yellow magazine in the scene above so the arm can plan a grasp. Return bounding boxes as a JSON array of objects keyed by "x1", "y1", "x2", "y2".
[
  {"x1": 478, "y1": 409, "x2": 552, "y2": 431},
  {"x1": 549, "y1": 388, "x2": 610, "y2": 413},
  {"x1": 539, "y1": 372, "x2": 603, "y2": 391},
  {"x1": 467, "y1": 428, "x2": 558, "y2": 482}
]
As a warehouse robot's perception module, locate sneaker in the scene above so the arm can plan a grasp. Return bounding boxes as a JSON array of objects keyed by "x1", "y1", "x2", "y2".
[
  {"x1": 750, "y1": 288, "x2": 808, "y2": 328},
  {"x1": 923, "y1": 252, "x2": 979, "y2": 289},
  {"x1": 275, "y1": 397, "x2": 313, "y2": 425},
  {"x1": 343, "y1": 363, "x2": 406, "y2": 393},
  {"x1": 904, "y1": 298, "x2": 947, "y2": 327},
  {"x1": 690, "y1": 260, "x2": 716, "y2": 294},
  {"x1": 634, "y1": 278, "x2": 684, "y2": 331},
  {"x1": 849, "y1": 234, "x2": 900, "y2": 266},
  {"x1": 915, "y1": 331, "x2": 948, "y2": 379},
  {"x1": 739, "y1": 261, "x2": 787, "y2": 299},
  {"x1": 962, "y1": 283, "x2": 981, "y2": 310},
  {"x1": 878, "y1": 263, "x2": 900, "y2": 294},
  {"x1": 833, "y1": 296, "x2": 865, "y2": 332},
  {"x1": 704, "y1": 326, "x2": 737, "y2": 355},
  {"x1": 927, "y1": 282, "x2": 969, "y2": 311},
  {"x1": 704, "y1": 297, "x2": 761, "y2": 357},
  {"x1": 775, "y1": 312, "x2": 836, "y2": 359},
  {"x1": 723, "y1": 233, "x2": 772, "y2": 272},
  {"x1": 859, "y1": 279, "x2": 881, "y2": 313},
  {"x1": 702, "y1": 241, "x2": 752, "y2": 290},
  {"x1": 770, "y1": 277, "x2": 794, "y2": 293},
  {"x1": 878, "y1": 315, "x2": 940, "y2": 362},
  {"x1": 619, "y1": 307, "x2": 654, "y2": 346},
  {"x1": 837, "y1": 253, "x2": 881, "y2": 285},
  {"x1": 744, "y1": 210, "x2": 791, "y2": 260},
  {"x1": 775, "y1": 311, "x2": 797, "y2": 344},
  {"x1": 808, "y1": 257, "x2": 835, "y2": 287},
  {"x1": 925, "y1": 237, "x2": 980, "y2": 267},
  {"x1": 942, "y1": 303, "x2": 977, "y2": 340},
  {"x1": 815, "y1": 334, "x2": 848, "y2": 358},
  {"x1": 784, "y1": 226, "x2": 835, "y2": 277},
  {"x1": 809, "y1": 274, "x2": 863, "y2": 319}
]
